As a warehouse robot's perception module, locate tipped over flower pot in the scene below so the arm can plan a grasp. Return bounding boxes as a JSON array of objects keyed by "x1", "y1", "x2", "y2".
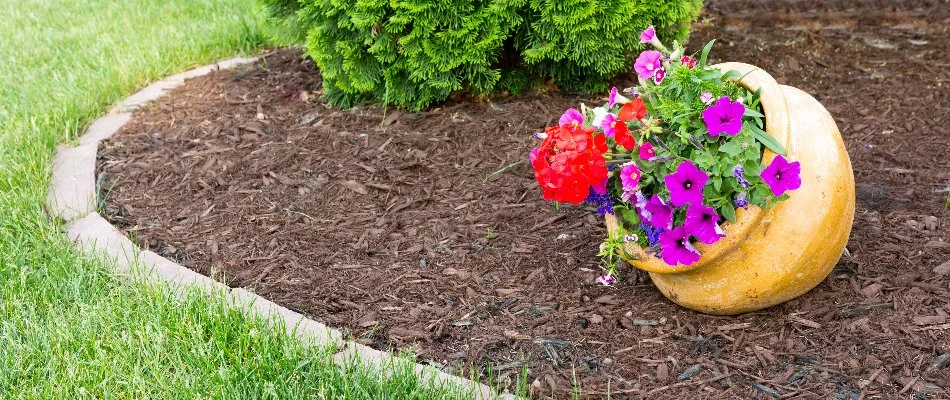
[
  {"x1": 605, "y1": 62, "x2": 855, "y2": 315},
  {"x1": 529, "y1": 30, "x2": 855, "y2": 315}
]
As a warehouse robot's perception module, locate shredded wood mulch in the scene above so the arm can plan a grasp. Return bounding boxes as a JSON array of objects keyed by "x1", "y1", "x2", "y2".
[{"x1": 99, "y1": 1, "x2": 949, "y2": 398}]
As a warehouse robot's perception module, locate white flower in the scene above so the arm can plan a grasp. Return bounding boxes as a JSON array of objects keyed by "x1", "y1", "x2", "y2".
[{"x1": 591, "y1": 107, "x2": 609, "y2": 127}]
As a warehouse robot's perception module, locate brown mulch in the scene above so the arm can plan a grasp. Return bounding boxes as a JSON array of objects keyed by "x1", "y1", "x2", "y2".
[{"x1": 98, "y1": 1, "x2": 950, "y2": 398}]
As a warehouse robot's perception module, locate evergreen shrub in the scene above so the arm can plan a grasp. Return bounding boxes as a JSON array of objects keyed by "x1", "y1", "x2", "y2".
[{"x1": 261, "y1": 0, "x2": 704, "y2": 110}]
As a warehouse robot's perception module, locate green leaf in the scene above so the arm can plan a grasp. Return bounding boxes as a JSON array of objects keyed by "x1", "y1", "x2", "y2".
[
  {"x1": 721, "y1": 202, "x2": 737, "y2": 223},
  {"x1": 721, "y1": 70, "x2": 741, "y2": 81},
  {"x1": 750, "y1": 125, "x2": 787, "y2": 156},
  {"x1": 699, "y1": 39, "x2": 716, "y2": 68},
  {"x1": 620, "y1": 208, "x2": 640, "y2": 226},
  {"x1": 718, "y1": 140, "x2": 744, "y2": 156},
  {"x1": 743, "y1": 107, "x2": 765, "y2": 118}
]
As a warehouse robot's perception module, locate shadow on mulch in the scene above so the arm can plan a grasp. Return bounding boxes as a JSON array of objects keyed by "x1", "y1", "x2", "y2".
[{"x1": 99, "y1": 0, "x2": 949, "y2": 398}]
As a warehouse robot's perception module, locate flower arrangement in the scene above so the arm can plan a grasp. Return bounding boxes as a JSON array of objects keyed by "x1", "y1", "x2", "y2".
[{"x1": 529, "y1": 27, "x2": 802, "y2": 285}]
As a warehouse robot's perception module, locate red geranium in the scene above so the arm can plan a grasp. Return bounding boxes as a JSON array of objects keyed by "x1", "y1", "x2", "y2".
[
  {"x1": 612, "y1": 98, "x2": 647, "y2": 150},
  {"x1": 531, "y1": 124, "x2": 608, "y2": 204}
]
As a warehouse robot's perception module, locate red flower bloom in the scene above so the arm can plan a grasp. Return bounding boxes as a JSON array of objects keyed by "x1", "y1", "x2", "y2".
[
  {"x1": 530, "y1": 124, "x2": 608, "y2": 204},
  {"x1": 614, "y1": 125, "x2": 637, "y2": 151},
  {"x1": 680, "y1": 56, "x2": 696, "y2": 69},
  {"x1": 618, "y1": 98, "x2": 647, "y2": 121}
]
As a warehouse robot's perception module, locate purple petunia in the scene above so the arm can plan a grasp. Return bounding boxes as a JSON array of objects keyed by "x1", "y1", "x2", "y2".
[
  {"x1": 733, "y1": 165, "x2": 750, "y2": 188},
  {"x1": 665, "y1": 161, "x2": 709, "y2": 207},
  {"x1": 734, "y1": 192, "x2": 749, "y2": 209},
  {"x1": 760, "y1": 155, "x2": 802, "y2": 196},
  {"x1": 608, "y1": 87, "x2": 619, "y2": 108},
  {"x1": 633, "y1": 190, "x2": 650, "y2": 219},
  {"x1": 659, "y1": 226, "x2": 701, "y2": 266},
  {"x1": 559, "y1": 108, "x2": 584, "y2": 127},
  {"x1": 634, "y1": 51, "x2": 663, "y2": 79},
  {"x1": 645, "y1": 195, "x2": 673, "y2": 230},
  {"x1": 702, "y1": 97, "x2": 745, "y2": 136},
  {"x1": 684, "y1": 204, "x2": 726, "y2": 244}
]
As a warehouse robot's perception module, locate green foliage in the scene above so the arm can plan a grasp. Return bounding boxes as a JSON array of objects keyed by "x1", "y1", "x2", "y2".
[
  {"x1": 592, "y1": 40, "x2": 789, "y2": 257},
  {"x1": 261, "y1": 0, "x2": 704, "y2": 111},
  {"x1": 517, "y1": 0, "x2": 703, "y2": 93}
]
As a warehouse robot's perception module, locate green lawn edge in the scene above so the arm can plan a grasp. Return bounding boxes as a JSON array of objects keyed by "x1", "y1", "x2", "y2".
[{"x1": 0, "y1": 1, "x2": 510, "y2": 398}]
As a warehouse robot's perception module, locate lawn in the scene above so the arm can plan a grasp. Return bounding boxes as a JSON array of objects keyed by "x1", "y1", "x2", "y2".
[{"x1": 0, "y1": 1, "x2": 484, "y2": 398}]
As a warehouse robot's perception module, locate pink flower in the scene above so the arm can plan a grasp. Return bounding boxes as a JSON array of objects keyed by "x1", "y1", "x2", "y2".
[
  {"x1": 559, "y1": 108, "x2": 584, "y2": 127},
  {"x1": 640, "y1": 26, "x2": 656, "y2": 44},
  {"x1": 684, "y1": 204, "x2": 725, "y2": 244},
  {"x1": 634, "y1": 51, "x2": 663, "y2": 79},
  {"x1": 653, "y1": 68, "x2": 666, "y2": 84},
  {"x1": 639, "y1": 25, "x2": 663, "y2": 48},
  {"x1": 619, "y1": 162, "x2": 641, "y2": 192},
  {"x1": 597, "y1": 274, "x2": 617, "y2": 286},
  {"x1": 659, "y1": 226, "x2": 701, "y2": 266},
  {"x1": 664, "y1": 161, "x2": 708, "y2": 207},
  {"x1": 608, "y1": 87, "x2": 619, "y2": 108},
  {"x1": 700, "y1": 92, "x2": 714, "y2": 105},
  {"x1": 702, "y1": 97, "x2": 745, "y2": 136},
  {"x1": 600, "y1": 114, "x2": 620, "y2": 138},
  {"x1": 680, "y1": 56, "x2": 696, "y2": 69},
  {"x1": 760, "y1": 155, "x2": 802, "y2": 196},
  {"x1": 639, "y1": 142, "x2": 655, "y2": 161}
]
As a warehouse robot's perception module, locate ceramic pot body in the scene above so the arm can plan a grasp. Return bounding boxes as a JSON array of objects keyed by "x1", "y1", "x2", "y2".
[{"x1": 604, "y1": 62, "x2": 855, "y2": 315}]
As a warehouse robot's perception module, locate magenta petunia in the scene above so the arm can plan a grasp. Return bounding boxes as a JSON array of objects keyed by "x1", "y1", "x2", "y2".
[
  {"x1": 760, "y1": 155, "x2": 802, "y2": 196},
  {"x1": 634, "y1": 51, "x2": 663, "y2": 79},
  {"x1": 608, "y1": 87, "x2": 619, "y2": 108},
  {"x1": 653, "y1": 68, "x2": 666, "y2": 84},
  {"x1": 645, "y1": 195, "x2": 673, "y2": 230},
  {"x1": 702, "y1": 97, "x2": 745, "y2": 136},
  {"x1": 639, "y1": 142, "x2": 655, "y2": 161},
  {"x1": 664, "y1": 161, "x2": 709, "y2": 207},
  {"x1": 619, "y1": 162, "x2": 641, "y2": 192},
  {"x1": 684, "y1": 204, "x2": 725, "y2": 244},
  {"x1": 559, "y1": 108, "x2": 584, "y2": 127},
  {"x1": 659, "y1": 226, "x2": 701, "y2": 266}
]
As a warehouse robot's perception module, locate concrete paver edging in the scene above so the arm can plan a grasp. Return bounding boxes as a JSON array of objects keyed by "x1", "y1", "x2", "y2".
[{"x1": 48, "y1": 55, "x2": 509, "y2": 400}]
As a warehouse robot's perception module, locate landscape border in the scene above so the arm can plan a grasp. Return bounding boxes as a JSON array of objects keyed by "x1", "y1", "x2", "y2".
[{"x1": 46, "y1": 55, "x2": 512, "y2": 400}]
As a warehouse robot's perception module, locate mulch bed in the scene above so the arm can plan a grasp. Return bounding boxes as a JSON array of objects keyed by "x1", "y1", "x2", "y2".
[{"x1": 99, "y1": 0, "x2": 950, "y2": 398}]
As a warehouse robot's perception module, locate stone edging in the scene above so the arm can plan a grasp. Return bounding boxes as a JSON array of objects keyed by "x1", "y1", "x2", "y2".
[{"x1": 46, "y1": 56, "x2": 510, "y2": 400}]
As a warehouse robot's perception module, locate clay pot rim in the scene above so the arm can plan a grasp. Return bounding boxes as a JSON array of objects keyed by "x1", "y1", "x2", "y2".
[{"x1": 605, "y1": 62, "x2": 791, "y2": 274}]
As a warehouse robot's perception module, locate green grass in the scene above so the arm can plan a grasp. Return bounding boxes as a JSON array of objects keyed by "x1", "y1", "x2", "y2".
[{"x1": 0, "y1": 1, "x2": 489, "y2": 398}]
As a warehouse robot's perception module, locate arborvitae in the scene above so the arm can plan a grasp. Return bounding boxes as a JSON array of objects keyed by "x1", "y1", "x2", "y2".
[{"x1": 261, "y1": 0, "x2": 703, "y2": 111}]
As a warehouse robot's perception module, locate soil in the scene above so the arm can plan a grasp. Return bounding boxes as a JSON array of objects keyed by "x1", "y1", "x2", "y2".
[{"x1": 98, "y1": 0, "x2": 950, "y2": 398}]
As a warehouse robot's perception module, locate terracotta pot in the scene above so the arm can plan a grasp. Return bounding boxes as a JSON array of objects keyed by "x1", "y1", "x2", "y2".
[{"x1": 604, "y1": 62, "x2": 855, "y2": 315}]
